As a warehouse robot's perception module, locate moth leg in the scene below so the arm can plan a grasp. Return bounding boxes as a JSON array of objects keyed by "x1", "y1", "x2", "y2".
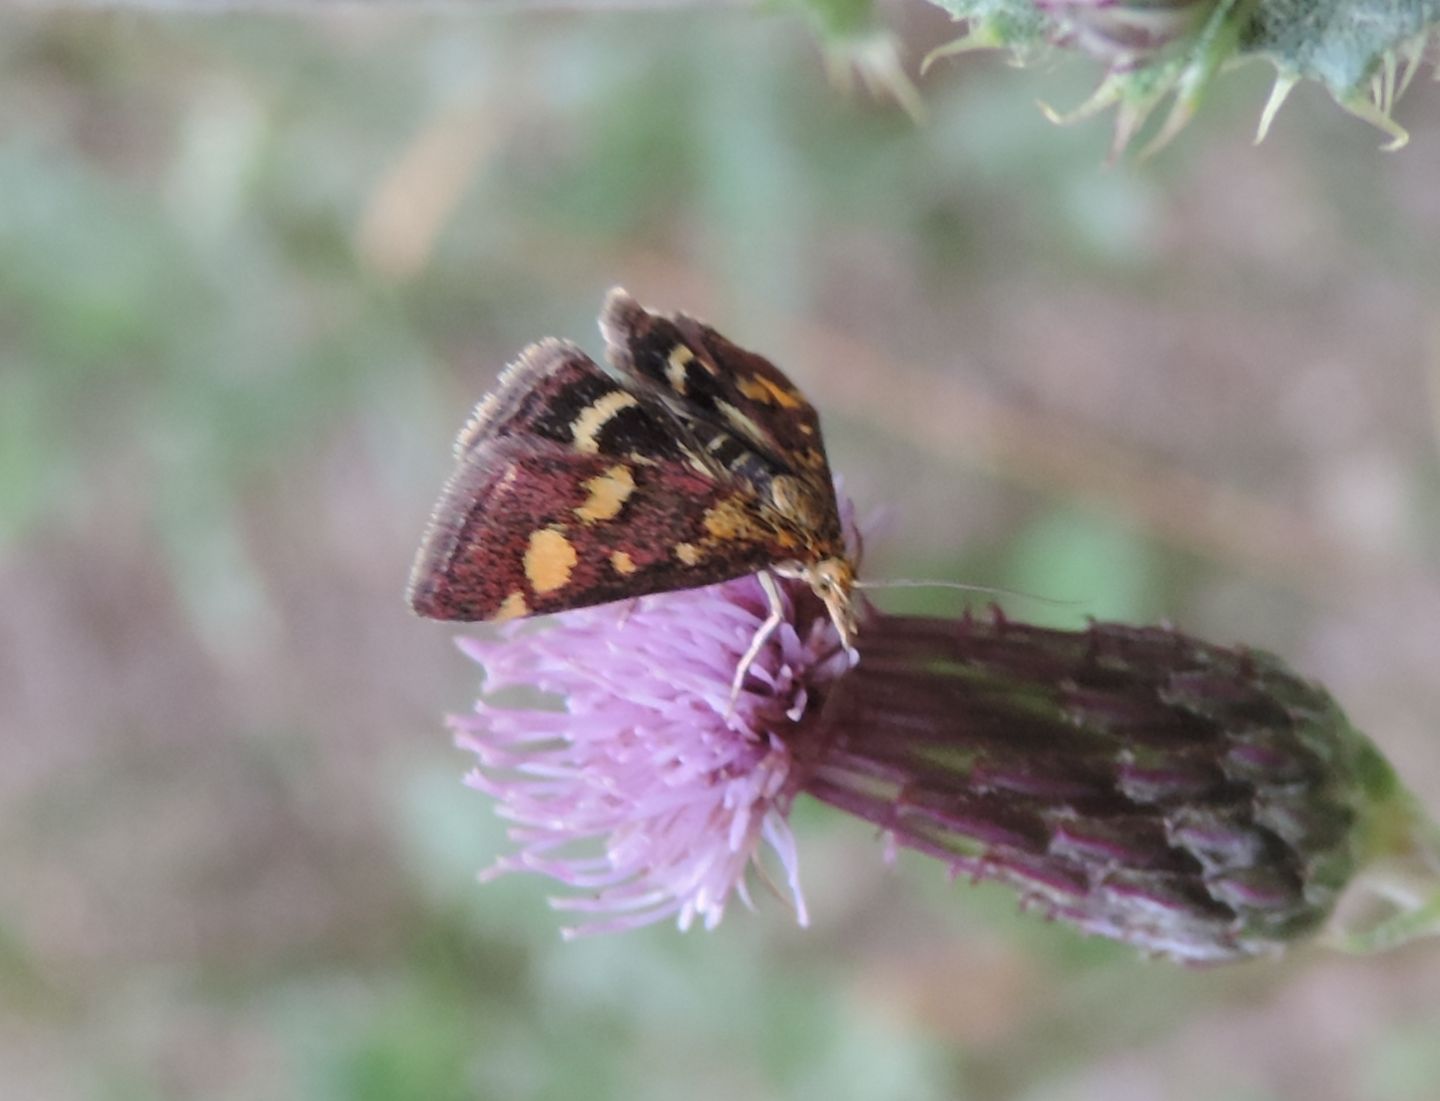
[
  {"x1": 729, "y1": 571, "x2": 786, "y2": 713},
  {"x1": 614, "y1": 597, "x2": 642, "y2": 628}
]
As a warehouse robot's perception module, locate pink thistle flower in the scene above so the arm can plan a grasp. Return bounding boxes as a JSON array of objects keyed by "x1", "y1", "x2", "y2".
[{"x1": 451, "y1": 572, "x2": 851, "y2": 937}]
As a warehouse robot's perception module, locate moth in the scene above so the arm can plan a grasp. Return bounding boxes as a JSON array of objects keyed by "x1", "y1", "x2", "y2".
[{"x1": 407, "y1": 288, "x2": 860, "y2": 692}]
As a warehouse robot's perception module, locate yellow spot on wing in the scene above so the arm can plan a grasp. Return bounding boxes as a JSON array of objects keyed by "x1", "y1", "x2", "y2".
[
  {"x1": 524, "y1": 527, "x2": 578, "y2": 594},
  {"x1": 610, "y1": 550, "x2": 637, "y2": 575},
  {"x1": 769, "y1": 474, "x2": 825, "y2": 527},
  {"x1": 682, "y1": 447, "x2": 712, "y2": 476},
  {"x1": 665, "y1": 346, "x2": 694, "y2": 394},
  {"x1": 574, "y1": 464, "x2": 635, "y2": 523},
  {"x1": 737, "y1": 374, "x2": 804, "y2": 410},
  {"x1": 717, "y1": 400, "x2": 766, "y2": 445},
  {"x1": 572, "y1": 391, "x2": 639, "y2": 454},
  {"x1": 702, "y1": 495, "x2": 785, "y2": 547},
  {"x1": 493, "y1": 590, "x2": 529, "y2": 622},
  {"x1": 674, "y1": 542, "x2": 702, "y2": 566},
  {"x1": 702, "y1": 498, "x2": 744, "y2": 539}
]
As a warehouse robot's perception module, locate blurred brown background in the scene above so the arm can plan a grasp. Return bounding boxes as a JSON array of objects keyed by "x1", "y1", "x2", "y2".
[{"x1": 2, "y1": 8, "x2": 1439, "y2": 1100}]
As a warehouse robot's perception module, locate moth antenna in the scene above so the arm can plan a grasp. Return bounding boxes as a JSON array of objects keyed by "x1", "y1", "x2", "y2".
[{"x1": 853, "y1": 577, "x2": 1078, "y2": 609}]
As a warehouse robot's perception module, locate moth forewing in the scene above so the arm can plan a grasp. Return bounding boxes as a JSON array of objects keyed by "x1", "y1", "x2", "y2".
[{"x1": 410, "y1": 289, "x2": 865, "y2": 698}]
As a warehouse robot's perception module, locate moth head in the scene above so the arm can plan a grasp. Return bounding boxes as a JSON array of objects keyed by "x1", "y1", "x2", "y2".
[{"x1": 809, "y1": 557, "x2": 858, "y2": 647}]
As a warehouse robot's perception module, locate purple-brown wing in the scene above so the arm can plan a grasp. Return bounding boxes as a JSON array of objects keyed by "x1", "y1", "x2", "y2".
[
  {"x1": 407, "y1": 438, "x2": 789, "y2": 621},
  {"x1": 451, "y1": 337, "x2": 691, "y2": 466},
  {"x1": 598, "y1": 287, "x2": 834, "y2": 482},
  {"x1": 408, "y1": 338, "x2": 808, "y2": 623}
]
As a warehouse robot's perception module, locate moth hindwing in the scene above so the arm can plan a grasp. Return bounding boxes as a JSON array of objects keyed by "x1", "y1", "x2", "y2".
[{"x1": 407, "y1": 291, "x2": 861, "y2": 654}]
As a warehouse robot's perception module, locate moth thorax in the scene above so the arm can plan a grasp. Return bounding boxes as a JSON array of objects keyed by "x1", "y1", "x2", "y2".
[
  {"x1": 769, "y1": 474, "x2": 825, "y2": 527},
  {"x1": 808, "y1": 556, "x2": 858, "y2": 647}
]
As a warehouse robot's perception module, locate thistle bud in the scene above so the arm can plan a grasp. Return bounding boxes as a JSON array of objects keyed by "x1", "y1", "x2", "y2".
[
  {"x1": 1036, "y1": 0, "x2": 1217, "y2": 65},
  {"x1": 802, "y1": 614, "x2": 1433, "y2": 963},
  {"x1": 923, "y1": 0, "x2": 1439, "y2": 151}
]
